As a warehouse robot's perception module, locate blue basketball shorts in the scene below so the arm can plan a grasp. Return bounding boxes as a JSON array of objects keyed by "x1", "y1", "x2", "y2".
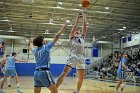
[
  {"x1": 5, "y1": 68, "x2": 17, "y2": 77},
  {"x1": 117, "y1": 70, "x2": 125, "y2": 80},
  {"x1": 34, "y1": 70, "x2": 55, "y2": 88}
]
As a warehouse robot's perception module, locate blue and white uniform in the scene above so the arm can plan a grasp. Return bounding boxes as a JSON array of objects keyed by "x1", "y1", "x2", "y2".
[
  {"x1": 5, "y1": 56, "x2": 17, "y2": 77},
  {"x1": 33, "y1": 41, "x2": 55, "y2": 87},
  {"x1": 66, "y1": 35, "x2": 85, "y2": 69},
  {"x1": 117, "y1": 58, "x2": 127, "y2": 79}
]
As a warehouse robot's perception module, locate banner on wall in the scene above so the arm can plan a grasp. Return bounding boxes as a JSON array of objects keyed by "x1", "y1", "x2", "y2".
[{"x1": 92, "y1": 44, "x2": 98, "y2": 57}]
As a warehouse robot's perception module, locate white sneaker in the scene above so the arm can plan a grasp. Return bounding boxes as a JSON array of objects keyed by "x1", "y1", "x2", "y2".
[{"x1": 17, "y1": 87, "x2": 23, "y2": 93}]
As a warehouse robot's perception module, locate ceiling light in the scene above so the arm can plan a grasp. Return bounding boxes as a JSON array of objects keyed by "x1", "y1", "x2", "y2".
[
  {"x1": 49, "y1": 19, "x2": 53, "y2": 24},
  {"x1": 105, "y1": 7, "x2": 109, "y2": 10},
  {"x1": 118, "y1": 29, "x2": 125, "y2": 31},
  {"x1": 118, "y1": 32, "x2": 120, "y2": 33},
  {"x1": 43, "y1": 30, "x2": 52, "y2": 34},
  {"x1": 102, "y1": 36, "x2": 106, "y2": 38},
  {"x1": 8, "y1": 28, "x2": 16, "y2": 32},
  {"x1": 73, "y1": 9, "x2": 81, "y2": 11},
  {"x1": 0, "y1": 30, "x2": 4, "y2": 31},
  {"x1": 56, "y1": 6, "x2": 64, "y2": 9},
  {"x1": 79, "y1": 4, "x2": 82, "y2": 6},
  {"x1": 58, "y1": 2, "x2": 63, "y2": 5},
  {"x1": 123, "y1": 26, "x2": 126, "y2": 29},
  {"x1": 66, "y1": 20, "x2": 70, "y2": 23},
  {"x1": 0, "y1": 19, "x2": 10, "y2": 22},
  {"x1": 61, "y1": 33, "x2": 65, "y2": 35},
  {"x1": 8, "y1": 30, "x2": 16, "y2": 32}
]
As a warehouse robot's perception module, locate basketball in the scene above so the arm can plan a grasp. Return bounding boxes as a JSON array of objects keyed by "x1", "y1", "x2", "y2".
[{"x1": 81, "y1": 0, "x2": 90, "y2": 8}]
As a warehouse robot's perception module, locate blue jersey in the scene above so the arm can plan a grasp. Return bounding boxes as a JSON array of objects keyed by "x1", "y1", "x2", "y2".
[
  {"x1": 118, "y1": 58, "x2": 126, "y2": 70},
  {"x1": 33, "y1": 42, "x2": 53, "y2": 69},
  {"x1": 6, "y1": 56, "x2": 15, "y2": 69}
]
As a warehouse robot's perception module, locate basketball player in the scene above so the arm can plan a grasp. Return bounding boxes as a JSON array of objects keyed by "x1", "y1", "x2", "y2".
[
  {"x1": 56, "y1": 11, "x2": 87, "y2": 93},
  {"x1": 114, "y1": 53, "x2": 128, "y2": 93},
  {"x1": 0, "y1": 52, "x2": 28, "y2": 93},
  {"x1": 0, "y1": 54, "x2": 11, "y2": 87},
  {"x1": 30, "y1": 23, "x2": 67, "y2": 93}
]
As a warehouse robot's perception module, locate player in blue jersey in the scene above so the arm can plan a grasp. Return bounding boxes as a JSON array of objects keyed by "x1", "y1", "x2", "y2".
[
  {"x1": 0, "y1": 54, "x2": 11, "y2": 87},
  {"x1": 56, "y1": 11, "x2": 87, "y2": 93},
  {"x1": 30, "y1": 23, "x2": 67, "y2": 93},
  {"x1": 114, "y1": 53, "x2": 128, "y2": 93},
  {"x1": 0, "y1": 52, "x2": 28, "y2": 93}
]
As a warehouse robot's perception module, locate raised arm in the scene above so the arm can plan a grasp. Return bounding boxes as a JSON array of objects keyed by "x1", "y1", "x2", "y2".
[
  {"x1": 53, "y1": 23, "x2": 67, "y2": 44},
  {"x1": 69, "y1": 13, "x2": 81, "y2": 39},
  {"x1": 14, "y1": 57, "x2": 28, "y2": 62},
  {"x1": 29, "y1": 38, "x2": 34, "y2": 50},
  {"x1": 81, "y1": 11, "x2": 87, "y2": 38}
]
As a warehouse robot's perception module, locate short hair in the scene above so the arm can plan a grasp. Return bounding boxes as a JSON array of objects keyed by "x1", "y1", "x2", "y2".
[
  {"x1": 12, "y1": 52, "x2": 16, "y2": 56},
  {"x1": 121, "y1": 52, "x2": 126, "y2": 56},
  {"x1": 33, "y1": 35, "x2": 44, "y2": 47},
  {"x1": 6, "y1": 55, "x2": 10, "y2": 57}
]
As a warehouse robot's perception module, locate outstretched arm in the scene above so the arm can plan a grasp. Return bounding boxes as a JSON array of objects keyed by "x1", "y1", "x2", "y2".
[
  {"x1": 81, "y1": 11, "x2": 87, "y2": 38},
  {"x1": 69, "y1": 13, "x2": 81, "y2": 39},
  {"x1": 14, "y1": 57, "x2": 28, "y2": 62},
  {"x1": 53, "y1": 23, "x2": 67, "y2": 44}
]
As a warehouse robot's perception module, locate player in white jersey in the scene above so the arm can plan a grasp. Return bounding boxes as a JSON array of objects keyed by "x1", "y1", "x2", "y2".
[
  {"x1": 56, "y1": 10, "x2": 87, "y2": 93},
  {"x1": 0, "y1": 55, "x2": 11, "y2": 87}
]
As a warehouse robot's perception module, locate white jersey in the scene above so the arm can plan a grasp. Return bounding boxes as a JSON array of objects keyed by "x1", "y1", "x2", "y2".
[{"x1": 70, "y1": 35, "x2": 85, "y2": 55}]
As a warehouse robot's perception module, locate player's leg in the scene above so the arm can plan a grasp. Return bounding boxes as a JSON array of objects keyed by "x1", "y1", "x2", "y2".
[
  {"x1": 120, "y1": 79, "x2": 125, "y2": 93},
  {"x1": 7, "y1": 76, "x2": 11, "y2": 87},
  {"x1": 34, "y1": 87, "x2": 41, "y2": 93},
  {"x1": 76, "y1": 69, "x2": 85, "y2": 93},
  {"x1": 56, "y1": 65, "x2": 72, "y2": 88},
  {"x1": 114, "y1": 80, "x2": 122, "y2": 93},
  {"x1": 14, "y1": 75, "x2": 23, "y2": 93},
  {"x1": 0, "y1": 76, "x2": 7, "y2": 90},
  {"x1": 0, "y1": 68, "x2": 10, "y2": 91},
  {"x1": 48, "y1": 84, "x2": 58, "y2": 93},
  {"x1": 114, "y1": 70, "x2": 124, "y2": 93}
]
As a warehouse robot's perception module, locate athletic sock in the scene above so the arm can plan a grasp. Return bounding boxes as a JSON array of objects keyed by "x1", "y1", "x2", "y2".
[
  {"x1": 16, "y1": 83, "x2": 20, "y2": 88},
  {"x1": 7, "y1": 77, "x2": 11, "y2": 85}
]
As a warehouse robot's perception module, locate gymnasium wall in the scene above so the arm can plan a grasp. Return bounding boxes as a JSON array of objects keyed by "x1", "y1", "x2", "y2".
[
  {"x1": 123, "y1": 33, "x2": 140, "y2": 48},
  {"x1": 0, "y1": 39, "x2": 120, "y2": 76}
]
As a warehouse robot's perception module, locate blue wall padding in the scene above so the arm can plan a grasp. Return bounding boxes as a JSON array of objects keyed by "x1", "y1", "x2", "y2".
[
  {"x1": 122, "y1": 37, "x2": 127, "y2": 43},
  {"x1": 128, "y1": 36, "x2": 132, "y2": 42},
  {"x1": 14, "y1": 63, "x2": 76, "y2": 77},
  {"x1": 92, "y1": 48, "x2": 98, "y2": 57}
]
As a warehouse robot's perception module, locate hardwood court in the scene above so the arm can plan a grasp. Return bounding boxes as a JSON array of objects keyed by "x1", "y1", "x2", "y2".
[{"x1": 1, "y1": 77, "x2": 140, "y2": 93}]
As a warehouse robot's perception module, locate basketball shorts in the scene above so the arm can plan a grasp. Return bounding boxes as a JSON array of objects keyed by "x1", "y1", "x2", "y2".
[
  {"x1": 66, "y1": 54, "x2": 85, "y2": 69},
  {"x1": 34, "y1": 70, "x2": 55, "y2": 87},
  {"x1": 5, "y1": 68, "x2": 17, "y2": 77},
  {"x1": 117, "y1": 69, "x2": 125, "y2": 79}
]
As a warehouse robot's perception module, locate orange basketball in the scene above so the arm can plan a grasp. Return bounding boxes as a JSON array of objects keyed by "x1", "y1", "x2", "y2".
[{"x1": 81, "y1": 0, "x2": 90, "y2": 8}]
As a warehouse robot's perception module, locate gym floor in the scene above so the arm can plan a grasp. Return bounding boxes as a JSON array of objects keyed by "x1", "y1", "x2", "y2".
[{"x1": 2, "y1": 77, "x2": 140, "y2": 93}]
